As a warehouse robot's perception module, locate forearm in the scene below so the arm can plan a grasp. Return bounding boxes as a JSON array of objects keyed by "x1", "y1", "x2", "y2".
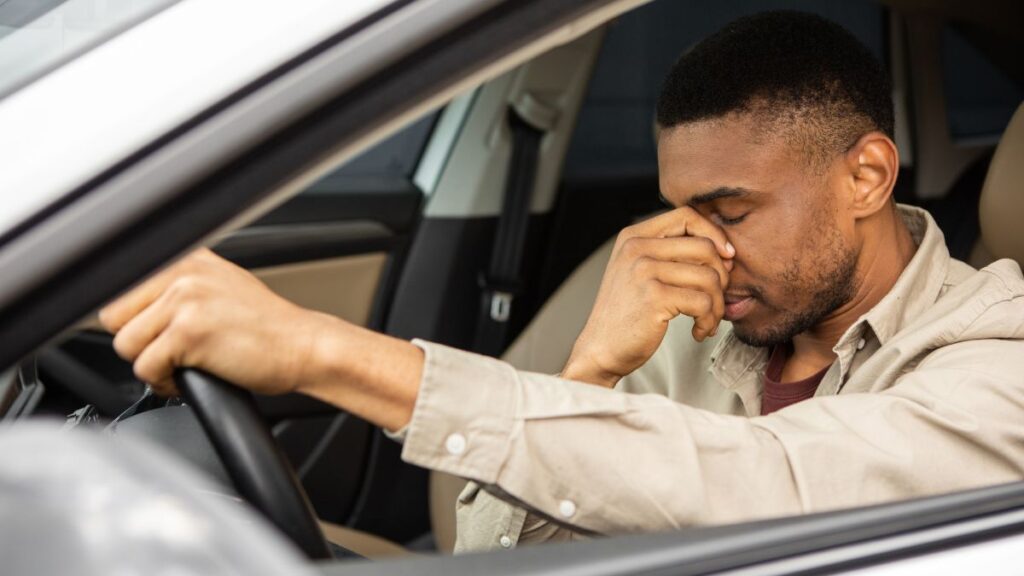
[{"x1": 296, "y1": 316, "x2": 423, "y2": 432}]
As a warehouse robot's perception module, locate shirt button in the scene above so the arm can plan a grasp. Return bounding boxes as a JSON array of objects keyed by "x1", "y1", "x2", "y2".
[
  {"x1": 856, "y1": 338, "x2": 866, "y2": 351},
  {"x1": 445, "y1": 433, "x2": 466, "y2": 455},
  {"x1": 559, "y1": 499, "x2": 577, "y2": 518},
  {"x1": 499, "y1": 535, "x2": 513, "y2": 548}
]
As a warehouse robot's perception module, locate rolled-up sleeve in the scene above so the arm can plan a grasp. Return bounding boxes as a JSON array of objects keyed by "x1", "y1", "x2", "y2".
[{"x1": 402, "y1": 338, "x2": 1024, "y2": 534}]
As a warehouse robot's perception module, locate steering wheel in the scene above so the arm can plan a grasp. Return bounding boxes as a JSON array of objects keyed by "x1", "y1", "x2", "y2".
[{"x1": 175, "y1": 369, "x2": 346, "y2": 560}]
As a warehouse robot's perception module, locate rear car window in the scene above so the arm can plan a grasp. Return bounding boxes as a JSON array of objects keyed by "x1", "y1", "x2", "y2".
[
  {"x1": 301, "y1": 112, "x2": 438, "y2": 196},
  {"x1": 941, "y1": 25, "x2": 1024, "y2": 144}
]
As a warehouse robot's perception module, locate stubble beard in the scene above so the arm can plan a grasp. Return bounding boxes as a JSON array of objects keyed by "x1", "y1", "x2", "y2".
[{"x1": 731, "y1": 230, "x2": 860, "y2": 349}]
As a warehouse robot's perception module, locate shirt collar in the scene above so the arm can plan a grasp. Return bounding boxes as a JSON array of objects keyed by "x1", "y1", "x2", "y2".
[{"x1": 838, "y1": 204, "x2": 950, "y2": 350}]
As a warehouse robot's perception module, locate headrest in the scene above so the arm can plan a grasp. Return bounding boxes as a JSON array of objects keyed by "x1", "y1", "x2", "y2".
[{"x1": 978, "y1": 102, "x2": 1024, "y2": 266}]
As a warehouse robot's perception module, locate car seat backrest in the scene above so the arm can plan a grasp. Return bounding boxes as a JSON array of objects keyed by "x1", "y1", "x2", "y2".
[
  {"x1": 428, "y1": 237, "x2": 616, "y2": 553},
  {"x1": 501, "y1": 237, "x2": 616, "y2": 373},
  {"x1": 974, "y1": 103, "x2": 1024, "y2": 268}
]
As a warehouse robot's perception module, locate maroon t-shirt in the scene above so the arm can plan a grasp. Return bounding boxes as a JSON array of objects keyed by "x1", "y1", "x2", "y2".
[{"x1": 760, "y1": 344, "x2": 830, "y2": 415}]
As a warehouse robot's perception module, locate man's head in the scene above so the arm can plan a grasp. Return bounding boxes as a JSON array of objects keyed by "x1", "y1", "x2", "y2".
[{"x1": 655, "y1": 11, "x2": 900, "y2": 348}]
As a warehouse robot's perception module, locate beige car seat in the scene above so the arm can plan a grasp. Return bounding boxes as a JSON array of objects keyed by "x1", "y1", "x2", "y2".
[{"x1": 971, "y1": 102, "x2": 1024, "y2": 268}]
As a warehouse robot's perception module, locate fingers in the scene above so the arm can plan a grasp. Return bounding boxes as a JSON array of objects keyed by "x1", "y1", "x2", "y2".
[
  {"x1": 648, "y1": 260, "x2": 725, "y2": 320},
  {"x1": 149, "y1": 377, "x2": 181, "y2": 398},
  {"x1": 621, "y1": 236, "x2": 730, "y2": 290},
  {"x1": 132, "y1": 329, "x2": 183, "y2": 390},
  {"x1": 639, "y1": 261, "x2": 724, "y2": 341},
  {"x1": 107, "y1": 253, "x2": 221, "y2": 390},
  {"x1": 622, "y1": 207, "x2": 735, "y2": 261},
  {"x1": 615, "y1": 209, "x2": 733, "y2": 341},
  {"x1": 98, "y1": 248, "x2": 217, "y2": 333},
  {"x1": 111, "y1": 289, "x2": 178, "y2": 362},
  {"x1": 646, "y1": 283, "x2": 720, "y2": 341}
]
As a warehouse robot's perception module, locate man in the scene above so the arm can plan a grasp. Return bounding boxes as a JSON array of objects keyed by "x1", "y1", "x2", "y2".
[{"x1": 99, "y1": 11, "x2": 1024, "y2": 552}]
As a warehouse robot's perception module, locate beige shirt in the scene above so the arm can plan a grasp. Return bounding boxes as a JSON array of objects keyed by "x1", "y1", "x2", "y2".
[{"x1": 396, "y1": 206, "x2": 1024, "y2": 552}]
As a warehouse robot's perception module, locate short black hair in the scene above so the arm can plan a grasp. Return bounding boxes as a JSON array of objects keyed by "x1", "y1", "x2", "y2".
[{"x1": 656, "y1": 11, "x2": 894, "y2": 165}]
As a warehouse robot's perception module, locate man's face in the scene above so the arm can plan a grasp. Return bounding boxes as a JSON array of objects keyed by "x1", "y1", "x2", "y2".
[{"x1": 657, "y1": 115, "x2": 860, "y2": 347}]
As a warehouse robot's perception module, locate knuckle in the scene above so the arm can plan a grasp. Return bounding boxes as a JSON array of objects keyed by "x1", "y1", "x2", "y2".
[
  {"x1": 693, "y1": 235, "x2": 716, "y2": 254},
  {"x1": 700, "y1": 265, "x2": 721, "y2": 287},
  {"x1": 703, "y1": 293, "x2": 715, "y2": 315},
  {"x1": 168, "y1": 275, "x2": 204, "y2": 301},
  {"x1": 111, "y1": 331, "x2": 138, "y2": 361},
  {"x1": 133, "y1": 361, "x2": 158, "y2": 384},
  {"x1": 620, "y1": 236, "x2": 642, "y2": 258},
  {"x1": 171, "y1": 304, "x2": 202, "y2": 338},
  {"x1": 633, "y1": 255, "x2": 655, "y2": 276},
  {"x1": 193, "y1": 247, "x2": 215, "y2": 261},
  {"x1": 641, "y1": 278, "x2": 666, "y2": 302},
  {"x1": 675, "y1": 205, "x2": 697, "y2": 218},
  {"x1": 694, "y1": 291, "x2": 713, "y2": 315}
]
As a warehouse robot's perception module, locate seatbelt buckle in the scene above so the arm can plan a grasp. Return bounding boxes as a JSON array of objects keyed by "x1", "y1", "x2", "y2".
[
  {"x1": 489, "y1": 290, "x2": 514, "y2": 322},
  {"x1": 478, "y1": 272, "x2": 520, "y2": 324}
]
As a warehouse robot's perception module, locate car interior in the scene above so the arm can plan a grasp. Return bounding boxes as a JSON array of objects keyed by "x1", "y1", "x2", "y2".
[{"x1": 9, "y1": 0, "x2": 1022, "y2": 563}]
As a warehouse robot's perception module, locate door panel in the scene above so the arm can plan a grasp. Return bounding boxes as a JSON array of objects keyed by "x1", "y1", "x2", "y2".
[
  {"x1": 254, "y1": 253, "x2": 387, "y2": 326},
  {"x1": 217, "y1": 220, "x2": 396, "y2": 269}
]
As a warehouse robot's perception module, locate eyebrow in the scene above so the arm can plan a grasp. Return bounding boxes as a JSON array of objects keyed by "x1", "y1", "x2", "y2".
[{"x1": 685, "y1": 187, "x2": 754, "y2": 207}]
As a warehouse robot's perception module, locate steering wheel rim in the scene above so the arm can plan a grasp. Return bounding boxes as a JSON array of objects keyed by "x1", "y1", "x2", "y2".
[{"x1": 175, "y1": 369, "x2": 343, "y2": 560}]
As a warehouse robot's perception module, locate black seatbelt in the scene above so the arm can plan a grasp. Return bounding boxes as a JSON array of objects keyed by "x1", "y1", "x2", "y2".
[{"x1": 473, "y1": 95, "x2": 556, "y2": 357}]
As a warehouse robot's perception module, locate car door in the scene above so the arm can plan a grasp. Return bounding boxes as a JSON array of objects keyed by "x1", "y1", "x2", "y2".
[{"x1": 36, "y1": 108, "x2": 441, "y2": 535}]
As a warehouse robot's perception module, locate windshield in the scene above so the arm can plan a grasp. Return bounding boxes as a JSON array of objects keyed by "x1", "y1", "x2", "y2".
[{"x1": 0, "y1": 0, "x2": 178, "y2": 99}]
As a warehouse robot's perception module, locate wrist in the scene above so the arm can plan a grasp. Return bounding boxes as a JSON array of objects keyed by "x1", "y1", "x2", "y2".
[
  {"x1": 294, "y1": 314, "x2": 423, "y2": 431},
  {"x1": 294, "y1": 312, "x2": 357, "y2": 395},
  {"x1": 561, "y1": 354, "x2": 622, "y2": 388}
]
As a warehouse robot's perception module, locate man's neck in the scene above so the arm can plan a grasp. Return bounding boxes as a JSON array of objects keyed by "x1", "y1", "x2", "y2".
[{"x1": 783, "y1": 208, "x2": 917, "y2": 382}]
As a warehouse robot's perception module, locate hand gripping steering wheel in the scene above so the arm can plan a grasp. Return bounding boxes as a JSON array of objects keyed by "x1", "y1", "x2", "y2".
[{"x1": 175, "y1": 369, "x2": 348, "y2": 560}]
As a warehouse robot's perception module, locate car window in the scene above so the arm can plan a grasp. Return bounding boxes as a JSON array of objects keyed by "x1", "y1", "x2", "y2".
[
  {"x1": 941, "y1": 25, "x2": 1023, "y2": 144},
  {"x1": 562, "y1": 0, "x2": 887, "y2": 182},
  {"x1": 0, "y1": 0, "x2": 178, "y2": 99},
  {"x1": 300, "y1": 111, "x2": 439, "y2": 196}
]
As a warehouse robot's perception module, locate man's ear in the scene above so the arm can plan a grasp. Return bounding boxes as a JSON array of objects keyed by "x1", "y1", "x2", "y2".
[{"x1": 844, "y1": 131, "x2": 899, "y2": 219}]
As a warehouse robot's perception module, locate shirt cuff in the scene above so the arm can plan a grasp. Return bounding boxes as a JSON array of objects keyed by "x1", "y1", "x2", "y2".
[{"x1": 401, "y1": 339, "x2": 518, "y2": 484}]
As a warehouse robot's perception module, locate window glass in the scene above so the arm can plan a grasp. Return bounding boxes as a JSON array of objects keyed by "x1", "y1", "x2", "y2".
[
  {"x1": 301, "y1": 111, "x2": 438, "y2": 195},
  {"x1": 941, "y1": 26, "x2": 1023, "y2": 142},
  {"x1": 563, "y1": 0, "x2": 886, "y2": 181}
]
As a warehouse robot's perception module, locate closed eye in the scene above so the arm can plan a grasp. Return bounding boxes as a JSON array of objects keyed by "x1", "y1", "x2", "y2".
[{"x1": 715, "y1": 213, "x2": 747, "y2": 226}]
